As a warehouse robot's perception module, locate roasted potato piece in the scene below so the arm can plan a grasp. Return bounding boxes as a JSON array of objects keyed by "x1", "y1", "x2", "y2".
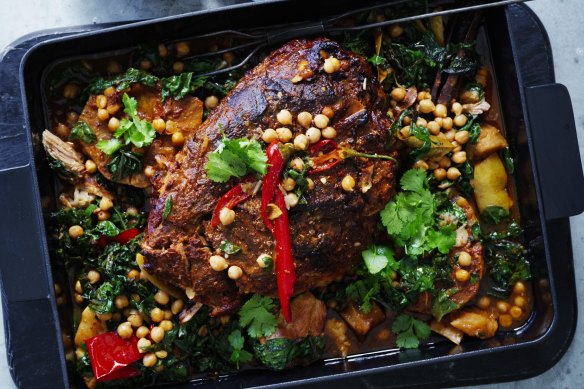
[
  {"x1": 340, "y1": 301, "x2": 385, "y2": 338},
  {"x1": 450, "y1": 309, "x2": 498, "y2": 339},
  {"x1": 431, "y1": 320, "x2": 464, "y2": 345},
  {"x1": 467, "y1": 124, "x2": 508, "y2": 161},
  {"x1": 471, "y1": 153, "x2": 512, "y2": 213},
  {"x1": 74, "y1": 306, "x2": 106, "y2": 347}
]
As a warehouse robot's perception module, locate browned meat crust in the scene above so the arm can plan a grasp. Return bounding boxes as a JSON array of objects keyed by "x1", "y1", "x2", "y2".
[{"x1": 142, "y1": 38, "x2": 398, "y2": 315}]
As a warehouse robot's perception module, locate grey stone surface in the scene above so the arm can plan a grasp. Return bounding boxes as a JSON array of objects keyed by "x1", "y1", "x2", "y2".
[{"x1": 0, "y1": 0, "x2": 581, "y2": 388}]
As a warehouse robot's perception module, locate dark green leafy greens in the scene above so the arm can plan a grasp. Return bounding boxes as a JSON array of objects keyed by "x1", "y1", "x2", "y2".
[
  {"x1": 481, "y1": 206, "x2": 510, "y2": 225},
  {"x1": 69, "y1": 121, "x2": 97, "y2": 143},
  {"x1": 83, "y1": 68, "x2": 158, "y2": 97},
  {"x1": 106, "y1": 149, "x2": 143, "y2": 181},
  {"x1": 392, "y1": 314, "x2": 431, "y2": 349},
  {"x1": 252, "y1": 337, "x2": 325, "y2": 371}
]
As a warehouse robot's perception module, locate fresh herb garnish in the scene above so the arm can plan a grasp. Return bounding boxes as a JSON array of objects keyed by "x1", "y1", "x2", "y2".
[
  {"x1": 83, "y1": 68, "x2": 157, "y2": 97},
  {"x1": 205, "y1": 132, "x2": 268, "y2": 183},
  {"x1": 161, "y1": 72, "x2": 208, "y2": 101},
  {"x1": 392, "y1": 314, "x2": 431, "y2": 349},
  {"x1": 362, "y1": 245, "x2": 397, "y2": 275},
  {"x1": 113, "y1": 93, "x2": 156, "y2": 148},
  {"x1": 227, "y1": 330, "x2": 253, "y2": 368},
  {"x1": 69, "y1": 121, "x2": 97, "y2": 143},
  {"x1": 162, "y1": 196, "x2": 173, "y2": 222},
  {"x1": 106, "y1": 149, "x2": 143, "y2": 181},
  {"x1": 238, "y1": 294, "x2": 278, "y2": 339},
  {"x1": 431, "y1": 288, "x2": 459, "y2": 321},
  {"x1": 220, "y1": 240, "x2": 241, "y2": 255}
]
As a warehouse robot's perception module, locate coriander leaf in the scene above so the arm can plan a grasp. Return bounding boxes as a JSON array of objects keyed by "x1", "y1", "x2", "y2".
[
  {"x1": 431, "y1": 289, "x2": 459, "y2": 321},
  {"x1": 222, "y1": 138, "x2": 268, "y2": 176},
  {"x1": 425, "y1": 226, "x2": 456, "y2": 254},
  {"x1": 162, "y1": 196, "x2": 172, "y2": 221},
  {"x1": 392, "y1": 314, "x2": 430, "y2": 349},
  {"x1": 220, "y1": 241, "x2": 241, "y2": 255},
  {"x1": 205, "y1": 150, "x2": 247, "y2": 183},
  {"x1": 239, "y1": 294, "x2": 277, "y2": 339},
  {"x1": 228, "y1": 330, "x2": 253, "y2": 368},
  {"x1": 400, "y1": 168, "x2": 427, "y2": 193},
  {"x1": 115, "y1": 93, "x2": 156, "y2": 148},
  {"x1": 69, "y1": 121, "x2": 97, "y2": 143},
  {"x1": 96, "y1": 138, "x2": 123, "y2": 156},
  {"x1": 362, "y1": 245, "x2": 396, "y2": 274}
]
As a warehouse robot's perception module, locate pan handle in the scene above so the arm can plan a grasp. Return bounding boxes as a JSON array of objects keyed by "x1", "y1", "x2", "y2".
[
  {"x1": 524, "y1": 83, "x2": 584, "y2": 220},
  {"x1": 0, "y1": 165, "x2": 68, "y2": 387}
]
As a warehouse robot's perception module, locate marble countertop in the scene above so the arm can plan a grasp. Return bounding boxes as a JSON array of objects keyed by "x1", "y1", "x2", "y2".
[{"x1": 0, "y1": 0, "x2": 582, "y2": 388}]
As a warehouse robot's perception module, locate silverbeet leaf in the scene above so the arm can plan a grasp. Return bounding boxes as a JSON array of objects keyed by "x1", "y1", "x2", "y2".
[{"x1": 69, "y1": 121, "x2": 97, "y2": 143}]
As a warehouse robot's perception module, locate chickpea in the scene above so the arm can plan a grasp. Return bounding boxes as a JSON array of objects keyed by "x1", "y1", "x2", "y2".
[
  {"x1": 390, "y1": 87, "x2": 406, "y2": 102},
  {"x1": 277, "y1": 109, "x2": 293, "y2": 125},
  {"x1": 447, "y1": 167, "x2": 462, "y2": 181},
  {"x1": 99, "y1": 197, "x2": 113, "y2": 212},
  {"x1": 75, "y1": 348, "x2": 86, "y2": 360},
  {"x1": 223, "y1": 52, "x2": 235, "y2": 64},
  {"x1": 305, "y1": 127, "x2": 322, "y2": 144},
  {"x1": 513, "y1": 281, "x2": 526, "y2": 294},
  {"x1": 171, "y1": 299, "x2": 184, "y2": 315},
  {"x1": 227, "y1": 265, "x2": 243, "y2": 280},
  {"x1": 128, "y1": 314, "x2": 143, "y2": 328},
  {"x1": 139, "y1": 59, "x2": 152, "y2": 71},
  {"x1": 415, "y1": 117, "x2": 428, "y2": 128},
  {"x1": 307, "y1": 178, "x2": 315, "y2": 190},
  {"x1": 322, "y1": 106, "x2": 335, "y2": 118},
  {"x1": 290, "y1": 157, "x2": 305, "y2": 171},
  {"x1": 427, "y1": 121, "x2": 441, "y2": 135},
  {"x1": 158, "y1": 43, "x2": 168, "y2": 57},
  {"x1": 63, "y1": 83, "x2": 80, "y2": 99},
  {"x1": 143, "y1": 353, "x2": 158, "y2": 367},
  {"x1": 496, "y1": 301, "x2": 510, "y2": 314},
  {"x1": 389, "y1": 24, "x2": 403, "y2": 38},
  {"x1": 313, "y1": 114, "x2": 330, "y2": 129},
  {"x1": 171, "y1": 131, "x2": 185, "y2": 147},
  {"x1": 97, "y1": 108, "x2": 109, "y2": 122},
  {"x1": 434, "y1": 168, "x2": 447, "y2": 181},
  {"x1": 74, "y1": 293, "x2": 84, "y2": 304},
  {"x1": 67, "y1": 111, "x2": 79, "y2": 124},
  {"x1": 209, "y1": 255, "x2": 229, "y2": 271},
  {"x1": 107, "y1": 117, "x2": 120, "y2": 132},
  {"x1": 458, "y1": 251, "x2": 472, "y2": 267},
  {"x1": 164, "y1": 310, "x2": 173, "y2": 320},
  {"x1": 514, "y1": 296, "x2": 527, "y2": 308},
  {"x1": 114, "y1": 295, "x2": 129, "y2": 309},
  {"x1": 68, "y1": 225, "x2": 84, "y2": 239},
  {"x1": 296, "y1": 112, "x2": 312, "y2": 128},
  {"x1": 282, "y1": 177, "x2": 296, "y2": 191},
  {"x1": 417, "y1": 91, "x2": 429, "y2": 102},
  {"x1": 153, "y1": 350, "x2": 167, "y2": 359},
  {"x1": 107, "y1": 103, "x2": 121, "y2": 115},
  {"x1": 175, "y1": 41, "x2": 190, "y2": 57},
  {"x1": 256, "y1": 254, "x2": 272, "y2": 268},
  {"x1": 454, "y1": 130, "x2": 470, "y2": 145},
  {"x1": 499, "y1": 314, "x2": 513, "y2": 327},
  {"x1": 96, "y1": 95, "x2": 108, "y2": 109},
  {"x1": 452, "y1": 102, "x2": 463, "y2": 116},
  {"x1": 173, "y1": 61, "x2": 184, "y2": 74},
  {"x1": 144, "y1": 165, "x2": 156, "y2": 178},
  {"x1": 418, "y1": 99, "x2": 435, "y2": 114},
  {"x1": 152, "y1": 118, "x2": 166, "y2": 133},
  {"x1": 451, "y1": 151, "x2": 467, "y2": 164},
  {"x1": 321, "y1": 126, "x2": 337, "y2": 139},
  {"x1": 137, "y1": 338, "x2": 151, "y2": 353},
  {"x1": 403, "y1": 116, "x2": 412, "y2": 126},
  {"x1": 454, "y1": 114, "x2": 468, "y2": 127},
  {"x1": 284, "y1": 193, "x2": 299, "y2": 208},
  {"x1": 117, "y1": 322, "x2": 133, "y2": 339},
  {"x1": 262, "y1": 128, "x2": 278, "y2": 143},
  {"x1": 294, "y1": 134, "x2": 309, "y2": 151},
  {"x1": 75, "y1": 280, "x2": 83, "y2": 294},
  {"x1": 455, "y1": 269, "x2": 470, "y2": 282},
  {"x1": 323, "y1": 57, "x2": 341, "y2": 74},
  {"x1": 444, "y1": 130, "x2": 456, "y2": 142},
  {"x1": 97, "y1": 210, "x2": 110, "y2": 221},
  {"x1": 438, "y1": 157, "x2": 451, "y2": 169},
  {"x1": 509, "y1": 306, "x2": 523, "y2": 319},
  {"x1": 276, "y1": 127, "x2": 293, "y2": 142},
  {"x1": 150, "y1": 307, "x2": 164, "y2": 323},
  {"x1": 160, "y1": 320, "x2": 173, "y2": 332},
  {"x1": 442, "y1": 117, "x2": 454, "y2": 131},
  {"x1": 87, "y1": 270, "x2": 101, "y2": 284},
  {"x1": 103, "y1": 86, "x2": 116, "y2": 96},
  {"x1": 341, "y1": 175, "x2": 356, "y2": 192},
  {"x1": 434, "y1": 103, "x2": 447, "y2": 118},
  {"x1": 477, "y1": 296, "x2": 491, "y2": 309},
  {"x1": 434, "y1": 117, "x2": 443, "y2": 128},
  {"x1": 154, "y1": 290, "x2": 170, "y2": 306},
  {"x1": 136, "y1": 326, "x2": 150, "y2": 339},
  {"x1": 414, "y1": 160, "x2": 429, "y2": 171},
  {"x1": 219, "y1": 208, "x2": 235, "y2": 226},
  {"x1": 55, "y1": 123, "x2": 70, "y2": 138}
]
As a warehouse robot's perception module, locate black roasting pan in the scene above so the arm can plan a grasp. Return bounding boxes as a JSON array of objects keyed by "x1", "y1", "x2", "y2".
[{"x1": 0, "y1": 1, "x2": 583, "y2": 388}]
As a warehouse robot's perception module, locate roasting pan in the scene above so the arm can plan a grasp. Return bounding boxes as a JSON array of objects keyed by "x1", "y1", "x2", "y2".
[{"x1": 0, "y1": 1, "x2": 583, "y2": 388}]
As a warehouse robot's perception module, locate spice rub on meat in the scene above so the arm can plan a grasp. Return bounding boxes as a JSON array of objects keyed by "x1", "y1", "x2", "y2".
[{"x1": 142, "y1": 38, "x2": 398, "y2": 315}]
